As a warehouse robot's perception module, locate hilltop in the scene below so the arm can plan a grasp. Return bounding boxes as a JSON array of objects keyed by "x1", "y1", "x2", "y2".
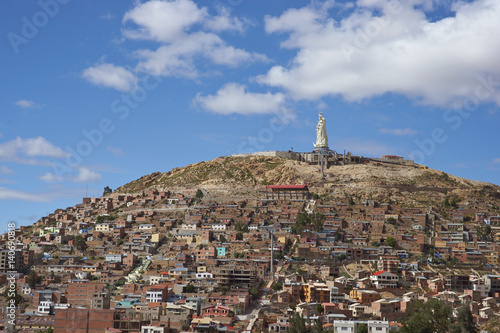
[
  {"x1": 5, "y1": 153, "x2": 500, "y2": 332},
  {"x1": 115, "y1": 154, "x2": 500, "y2": 209}
]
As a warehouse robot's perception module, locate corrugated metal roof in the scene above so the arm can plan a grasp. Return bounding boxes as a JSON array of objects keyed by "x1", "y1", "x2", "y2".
[{"x1": 266, "y1": 185, "x2": 308, "y2": 189}]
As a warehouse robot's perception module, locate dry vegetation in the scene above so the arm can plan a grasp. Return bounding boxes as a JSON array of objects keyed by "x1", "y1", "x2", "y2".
[{"x1": 115, "y1": 155, "x2": 500, "y2": 208}]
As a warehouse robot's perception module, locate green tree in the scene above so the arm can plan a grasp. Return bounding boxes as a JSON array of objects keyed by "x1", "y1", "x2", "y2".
[
  {"x1": 288, "y1": 313, "x2": 309, "y2": 333},
  {"x1": 311, "y1": 317, "x2": 324, "y2": 333},
  {"x1": 185, "y1": 283, "x2": 195, "y2": 293},
  {"x1": 28, "y1": 270, "x2": 38, "y2": 289},
  {"x1": 444, "y1": 197, "x2": 451, "y2": 208},
  {"x1": 292, "y1": 211, "x2": 311, "y2": 235},
  {"x1": 103, "y1": 186, "x2": 112, "y2": 196},
  {"x1": 401, "y1": 298, "x2": 452, "y2": 333},
  {"x1": 385, "y1": 236, "x2": 396, "y2": 248},
  {"x1": 116, "y1": 239, "x2": 123, "y2": 246},
  {"x1": 195, "y1": 189, "x2": 204, "y2": 200},
  {"x1": 337, "y1": 254, "x2": 347, "y2": 261},
  {"x1": 271, "y1": 281, "x2": 283, "y2": 291},
  {"x1": 386, "y1": 217, "x2": 396, "y2": 224},
  {"x1": 249, "y1": 287, "x2": 259, "y2": 299},
  {"x1": 316, "y1": 303, "x2": 324, "y2": 314},
  {"x1": 73, "y1": 234, "x2": 87, "y2": 250},
  {"x1": 356, "y1": 323, "x2": 368, "y2": 333},
  {"x1": 235, "y1": 222, "x2": 249, "y2": 233},
  {"x1": 450, "y1": 305, "x2": 477, "y2": 333},
  {"x1": 312, "y1": 212, "x2": 325, "y2": 232}
]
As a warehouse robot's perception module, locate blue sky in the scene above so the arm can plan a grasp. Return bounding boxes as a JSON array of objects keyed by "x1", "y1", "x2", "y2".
[{"x1": 1, "y1": 0, "x2": 500, "y2": 231}]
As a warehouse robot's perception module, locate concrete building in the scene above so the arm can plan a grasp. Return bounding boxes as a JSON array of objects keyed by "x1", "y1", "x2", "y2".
[
  {"x1": 333, "y1": 320, "x2": 389, "y2": 333},
  {"x1": 141, "y1": 326, "x2": 166, "y2": 333},
  {"x1": 54, "y1": 308, "x2": 115, "y2": 333},
  {"x1": 91, "y1": 292, "x2": 111, "y2": 309},
  {"x1": 67, "y1": 281, "x2": 105, "y2": 307},
  {"x1": 215, "y1": 264, "x2": 257, "y2": 289},
  {"x1": 370, "y1": 271, "x2": 398, "y2": 289},
  {"x1": 0, "y1": 249, "x2": 33, "y2": 272}
]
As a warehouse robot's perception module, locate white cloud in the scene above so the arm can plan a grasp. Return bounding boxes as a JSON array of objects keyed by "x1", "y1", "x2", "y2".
[
  {"x1": 99, "y1": 11, "x2": 115, "y2": 20},
  {"x1": 258, "y1": 0, "x2": 500, "y2": 107},
  {"x1": 38, "y1": 172, "x2": 64, "y2": 183},
  {"x1": 122, "y1": 0, "x2": 206, "y2": 43},
  {"x1": 492, "y1": 158, "x2": 500, "y2": 165},
  {"x1": 106, "y1": 147, "x2": 124, "y2": 157},
  {"x1": 84, "y1": 1, "x2": 263, "y2": 90},
  {"x1": 117, "y1": 0, "x2": 264, "y2": 80},
  {"x1": 0, "y1": 187, "x2": 50, "y2": 202},
  {"x1": 73, "y1": 167, "x2": 102, "y2": 183},
  {"x1": 194, "y1": 83, "x2": 286, "y2": 116},
  {"x1": 0, "y1": 166, "x2": 15, "y2": 174},
  {"x1": 204, "y1": 6, "x2": 249, "y2": 33},
  {"x1": 0, "y1": 137, "x2": 68, "y2": 165},
  {"x1": 82, "y1": 63, "x2": 138, "y2": 92},
  {"x1": 15, "y1": 99, "x2": 39, "y2": 109},
  {"x1": 135, "y1": 32, "x2": 266, "y2": 77},
  {"x1": 379, "y1": 128, "x2": 417, "y2": 136},
  {"x1": 39, "y1": 167, "x2": 102, "y2": 183}
]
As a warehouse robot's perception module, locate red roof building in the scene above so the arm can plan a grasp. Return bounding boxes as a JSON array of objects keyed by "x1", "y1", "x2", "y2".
[{"x1": 266, "y1": 185, "x2": 309, "y2": 200}]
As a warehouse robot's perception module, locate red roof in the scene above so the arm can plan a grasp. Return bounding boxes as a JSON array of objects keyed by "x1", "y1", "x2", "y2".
[
  {"x1": 373, "y1": 271, "x2": 387, "y2": 276},
  {"x1": 266, "y1": 185, "x2": 308, "y2": 189}
]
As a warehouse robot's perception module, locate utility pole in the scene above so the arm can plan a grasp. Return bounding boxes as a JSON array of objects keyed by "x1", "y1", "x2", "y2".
[{"x1": 270, "y1": 227, "x2": 274, "y2": 274}]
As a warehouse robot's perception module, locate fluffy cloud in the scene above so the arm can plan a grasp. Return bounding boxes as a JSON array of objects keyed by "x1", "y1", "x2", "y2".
[
  {"x1": 38, "y1": 172, "x2": 64, "y2": 183},
  {"x1": 492, "y1": 158, "x2": 500, "y2": 165},
  {"x1": 0, "y1": 187, "x2": 50, "y2": 202},
  {"x1": 82, "y1": 0, "x2": 265, "y2": 89},
  {"x1": 39, "y1": 167, "x2": 102, "y2": 183},
  {"x1": 122, "y1": 0, "x2": 206, "y2": 42},
  {"x1": 72, "y1": 167, "x2": 102, "y2": 183},
  {"x1": 194, "y1": 83, "x2": 286, "y2": 115},
  {"x1": 0, "y1": 137, "x2": 68, "y2": 165},
  {"x1": 135, "y1": 32, "x2": 266, "y2": 77},
  {"x1": 0, "y1": 166, "x2": 15, "y2": 175},
  {"x1": 82, "y1": 63, "x2": 138, "y2": 92},
  {"x1": 379, "y1": 128, "x2": 417, "y2": 136},
  {"x1": 15, "y1": 99, "x2": 39, "y2": 109},
  {"x1": 258, "y1": 0, "x2": 500, "y2": 107},
  {"x1": 204, "y1": 6, "x2": 249, "y2": 33}
]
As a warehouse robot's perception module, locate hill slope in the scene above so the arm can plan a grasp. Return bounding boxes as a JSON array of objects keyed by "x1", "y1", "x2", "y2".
[{"x1": 115, "y1": 155, "x2": 500, "y2": 208}]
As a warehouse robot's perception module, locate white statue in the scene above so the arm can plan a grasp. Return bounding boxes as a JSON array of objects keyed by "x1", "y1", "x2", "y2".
[{"x1": 314, "y1": 113, "x2": 329, "y2": 148}]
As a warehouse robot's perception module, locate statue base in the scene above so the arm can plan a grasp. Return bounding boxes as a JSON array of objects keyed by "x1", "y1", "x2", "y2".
[{"x1": 312, "y1": 147, "x2": 332, "y2": 153}]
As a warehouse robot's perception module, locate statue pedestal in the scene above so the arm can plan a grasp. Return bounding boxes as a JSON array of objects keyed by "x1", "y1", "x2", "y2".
[{"x1": 313, "y1": 147, "x2": 333, "y2": 179}]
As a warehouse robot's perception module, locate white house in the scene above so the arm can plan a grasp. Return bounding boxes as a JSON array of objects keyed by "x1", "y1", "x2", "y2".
[
  {"x1": 334, "y1": 320, "x2": 356, "y2": 333},
  {"x1": 370, "y1": 271, "x2": 398, "y2": 288},
  {"x1": 138, "y1": 224, "x2": 154, "y2": 231},
  {"x1": 367, "y1": 320, "x2": 390, "y2": 333},
  {"x1": 334, "y1": 320, "x2": 389, "y2": 333},
  {"x1": 195, "y1": 272, "x2": 214, "y2": 279},
  {"x1": 211, "y1": 224, "x2": 227, "y2": 231},
  {"x1": 141, "y1": 326, "x2": 166, "y2": 333}
]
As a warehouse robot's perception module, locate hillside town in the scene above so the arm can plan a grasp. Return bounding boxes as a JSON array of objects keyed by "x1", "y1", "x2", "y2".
[{"x1": 2, "y1": 177, "x2": 500, "y2": 333}]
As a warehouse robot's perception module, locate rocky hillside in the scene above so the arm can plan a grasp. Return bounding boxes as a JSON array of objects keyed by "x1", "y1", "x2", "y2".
[{"x1": 115, "y1": 155, "x2": 500, "y2": 208}]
